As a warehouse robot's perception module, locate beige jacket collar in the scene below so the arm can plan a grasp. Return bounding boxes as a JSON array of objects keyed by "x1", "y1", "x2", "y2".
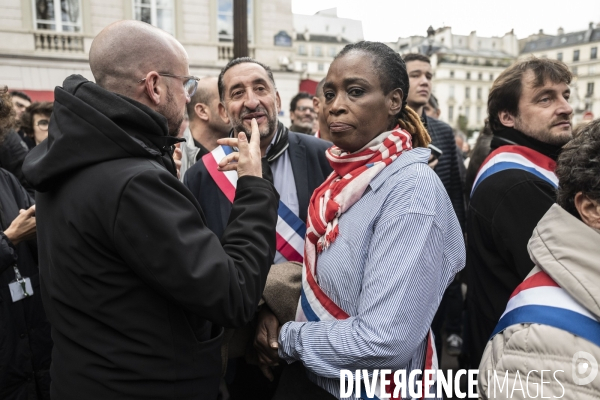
[{"x1": 528, "y1": 204, "x2": 600, "y2": 320}]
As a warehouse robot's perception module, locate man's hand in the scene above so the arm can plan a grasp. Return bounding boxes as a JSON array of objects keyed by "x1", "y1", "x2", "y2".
[
  {"x1": 173, "y1": 143, "x2": 182, "y2": 179},
  {"x1": 4, "y1": 205, "x2": 36, "y2": 246},
  {"x1": 254, "y1": 307, "x2": 281, "y2": 381},
  {"x1": 217, "y1": 118, "x2": 262, "y2": 178}
]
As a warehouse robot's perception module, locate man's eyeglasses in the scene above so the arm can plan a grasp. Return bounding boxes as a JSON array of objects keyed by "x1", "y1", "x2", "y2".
[
  {"x1": 296, "y1": 106, "x2": 316, "y2": 113},
  {"x1": 138, "y1": 73, "x2": 200, "y2": 98},
  {"x1": 36, "y1": 119, "x2": 49, "y2": 131}
]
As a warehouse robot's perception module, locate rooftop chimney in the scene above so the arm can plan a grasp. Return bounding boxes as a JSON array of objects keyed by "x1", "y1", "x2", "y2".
[
  {"x1": 557, "y1": 27, "x2": 564, "y2": 35},
  {"x1": 539, "y1": 29, "x2": 544, "y2": 34}
]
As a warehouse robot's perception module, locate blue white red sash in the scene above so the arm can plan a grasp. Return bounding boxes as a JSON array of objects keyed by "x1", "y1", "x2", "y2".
[
  {"x1": 296, "y1": 249, "x2": 438, "y2": 399},
  {"x1": 202, "y1": 145, "x2": 306, "y2": 263},
  {"x1": 471, "y1": 145, "x2": 557, "y2": 197},
  {"x1": 491, "y1": 269, "x2": 600, "y2": 347}
]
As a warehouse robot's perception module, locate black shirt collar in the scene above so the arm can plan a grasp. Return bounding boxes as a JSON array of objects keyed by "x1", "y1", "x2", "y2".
[{"x1": 491, "y1": 127, "x2": 563, "y2": 161}]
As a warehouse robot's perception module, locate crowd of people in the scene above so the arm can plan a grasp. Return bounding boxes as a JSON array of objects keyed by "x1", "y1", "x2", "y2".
[{"x1": 0, "y1": 19, "x2": 598, "y2": 400}]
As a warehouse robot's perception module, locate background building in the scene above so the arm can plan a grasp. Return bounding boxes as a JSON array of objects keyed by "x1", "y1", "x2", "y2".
[
  {"x1": 520, "y1": 23, "x2": 600, "y2": 124},
  {"x1": 293, "y1": 8, "x2": 363, "y2": 82},
  {"x1": 393, "y1": 26, "x2": 518, "y2": 131}
]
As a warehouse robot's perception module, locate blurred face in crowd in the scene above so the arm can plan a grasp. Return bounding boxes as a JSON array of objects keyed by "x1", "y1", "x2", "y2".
[
  {"x1": 33, "y1": 113, "x2": 50, "y2": 144},
  {"x1": 323, "y1": 50, "x2": 402, "y2": 152},
  {"x1": 291, "y1": 98, "x2": 316, "y2": 130},
  {"x1": 12, "y1": 96, "x2": 31, "y2": 120},
  {"x1": 219, "y1": 62, "x2": 280, "y2": 141},
  {"x1": 424, "y1": 102, "x2": 440, "y2": 119},
  {"x1": 500, "y1": 70, "x2": 573, "y2": 146},
  {"x1": 406, "y1": 60, "x2": 433, "y2": 111}
]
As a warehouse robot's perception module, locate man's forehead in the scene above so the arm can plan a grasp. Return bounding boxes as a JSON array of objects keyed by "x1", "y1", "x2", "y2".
[
  {"x1": 406, "y1": 60, "x2": 431, "y2": 72},
  {"x1": 224, "y1": 63, "x2": 273, "y2": 87},
  {"x1": 522, "y1": 69, "x2": 569, "y2": 91}
]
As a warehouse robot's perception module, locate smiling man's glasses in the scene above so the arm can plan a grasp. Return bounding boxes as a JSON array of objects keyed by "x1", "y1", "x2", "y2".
[{"x1": 138, "y1": 73, "x2": 200, "y2": 98}]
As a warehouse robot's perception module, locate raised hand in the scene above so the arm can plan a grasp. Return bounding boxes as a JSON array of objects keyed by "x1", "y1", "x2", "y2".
[{"x1": 216, "y1": 118, "x2": 262, "y2": 178}]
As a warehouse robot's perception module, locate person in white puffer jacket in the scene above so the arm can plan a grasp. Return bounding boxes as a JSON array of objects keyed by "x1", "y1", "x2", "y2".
[{"x1": 478, "y1": 119, "x2": 600, "y2": 399}]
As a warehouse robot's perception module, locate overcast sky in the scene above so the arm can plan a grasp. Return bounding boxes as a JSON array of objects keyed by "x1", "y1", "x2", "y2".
[{"x1": 292, "y1": 0, "x2": 600, "y2": 42}]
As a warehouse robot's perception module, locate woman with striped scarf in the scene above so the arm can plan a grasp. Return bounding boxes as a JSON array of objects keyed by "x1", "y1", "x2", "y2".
[{"x1": 259, "y1": 42, "x2": 466, "y2": 399}]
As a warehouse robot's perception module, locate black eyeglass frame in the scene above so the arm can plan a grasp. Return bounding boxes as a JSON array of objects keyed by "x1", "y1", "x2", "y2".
[{"x1": 138, "y1": 73, "x2": 201, "y2": 97}]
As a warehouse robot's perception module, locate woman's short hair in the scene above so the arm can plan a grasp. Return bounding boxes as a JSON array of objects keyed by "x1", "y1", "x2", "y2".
[
  {"x1": 488, "y1": 57, "x2": 572, "y2": 133},
  {"x1": 555, "y1": 118, "x2": 600, "y2": 218},
  {"x1": 20, "y1": 101, "x2": 53, "y2": 135}
]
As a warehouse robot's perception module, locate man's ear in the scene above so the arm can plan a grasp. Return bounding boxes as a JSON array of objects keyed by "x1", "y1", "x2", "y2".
[
  {"x1": 574, "y1": 192, "x2": 600, "y2": 229},
  {"x1": 276, "y1": 91, "x2": 282, "y2": 114},
  {"x1": 143, "y1": 71, "x2": 162, "y2": 106},
  {"x1": 194, "y1": 103, "x2": 209, "y2": 122},
  {"x1": 218, "y1": 102, "x2": 230, "y2": 125},
  {"x1": 499, "y1": 110, "x2": 516, "y2": 128},
  {"x1": 313, "y1": 96, "x2": 320, "y2": 115},
  {"x1": 388, "y1": 88, "x2": 403, "y2": 117}
]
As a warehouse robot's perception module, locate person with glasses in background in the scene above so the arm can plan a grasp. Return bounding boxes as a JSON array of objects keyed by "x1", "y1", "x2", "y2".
[
  {"x1": 20, "y1": 102, "x2": 53, "y2": 149},
  {"x1": 21, "y1": 20, "x2": 280, "y2": 400},
  {"x1": 289, "y1": 92, "x2": 317, "y2": 134}
]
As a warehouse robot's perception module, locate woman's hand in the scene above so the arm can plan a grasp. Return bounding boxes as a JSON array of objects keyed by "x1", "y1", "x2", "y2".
[{"x1": 4, "y1": 205, "x2": 36, "y2": 246}]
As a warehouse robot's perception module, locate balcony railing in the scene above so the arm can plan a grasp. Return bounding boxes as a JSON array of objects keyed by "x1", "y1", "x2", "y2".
[
  {"x1": 218, "y1": 45, "x2": 255, "y2": 61},
  {"x1": 34, "y1": 32, "x2": 84, "y2": 52}
]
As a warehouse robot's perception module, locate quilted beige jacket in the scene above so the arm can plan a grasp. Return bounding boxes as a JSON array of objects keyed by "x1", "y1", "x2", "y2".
[{"x1": 478, "y1": 204, "x2": 600, "y2": 399}]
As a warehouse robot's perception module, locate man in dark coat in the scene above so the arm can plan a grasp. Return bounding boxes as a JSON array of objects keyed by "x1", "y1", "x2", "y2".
[
  {"x1": 0, "y1": 87, "x2": 51, "y2": 400},
  {"x1": 184, "y1": 58, "x2": 332, "y2": 399},
  {"x1": 466, "y1": 58, "x2": 574, "y2": 367},
  {"x1": 21, "y1": 21, "x2": 279, "y2": 400}
]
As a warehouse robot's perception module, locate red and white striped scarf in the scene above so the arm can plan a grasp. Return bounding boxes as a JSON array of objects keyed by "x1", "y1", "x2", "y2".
[{"x1": 306, "y1": 126, "x2": 413, "y2": 257}]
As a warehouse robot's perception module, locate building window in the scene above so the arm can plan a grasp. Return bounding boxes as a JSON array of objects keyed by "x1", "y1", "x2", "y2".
[
  {"x1": 449, "y1": 85, "x2": 455, "y2": 98},
  {"x1": 450, "y1": 70, "x2": 455, "y2": 78},
  {"x1": 134, "y1": 0, "x2": 174, "y2": 34},
  {"x1": 313, "y1": 46, "x2": 322, "y2": 57},
  {"x1": 464, "y1": 106, "x2": 470, "y2": 120},
  {"x1": 477, "y1": 87, "x2": 482, "y2": 100},
  {"x1": 298, "y1": 45, "x2": 307, "y2": 55},
  {"x1": 478, "y1": 73, "x2": 482, "y2": 80},
  {"x1": 448, "y1": 106, "x2": 454, "y2": 120},
  {"x1": 328, "y1": 46, "x2": 337, "y2": 57},
  {"x1": 466, "y1": 72, "x2": 471, "y2": 80},
  {"x1": 557, "y1": 52, "x2": 563, "y2": 61},
  {"x1": 476, "y1": 106, "x2": 482, "y2": 123},
  {"x1": 218, "y1": 0, "x2": 254, "y2": 42},
  {"x1": 592, "y1": 47, "x2": 598, "y2": 60},
  {"x1": 573, "y1": 49, "x2": 580, "y2": 62},
  {"x1": 573, "y1": 66, "x2": 578, "y2": 76},
  {"x1": 465, "y1": 87, "x2": 470, "y2": 99},
  {"x1": 588, "y1": 82, "x2": 595, "y2": 95},
  {"x1": 301, "y1": 62, "x2": 308, "y2": 70},
  {"x1": 34, "y1": 0, "x2": 82, "y2": 32},
  {"x1": 489, "y1": 73, "x2": 494, "y2": 81},
  {"x1": 318, "y1": 63, "x2": 324, "y2": 72}
]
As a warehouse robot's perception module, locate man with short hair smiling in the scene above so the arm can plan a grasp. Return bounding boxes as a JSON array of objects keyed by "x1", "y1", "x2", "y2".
[
  {"x1": 184, "y1": 58, "x2": 331, "y2": 398},
  {"x1": 288, "y1": 92, "x2": 315, "y2": 134},
  {"x1": 466, "y1": 57, "x2": 573, "y2": 368}
]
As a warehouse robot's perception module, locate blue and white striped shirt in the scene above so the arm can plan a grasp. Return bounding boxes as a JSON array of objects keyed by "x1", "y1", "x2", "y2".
[{"x1": 278, "y1": 147, "x2": 466, "y2": 399}]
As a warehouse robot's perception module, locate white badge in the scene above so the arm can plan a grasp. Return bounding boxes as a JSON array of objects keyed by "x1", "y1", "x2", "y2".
[{"x1": 9, "y1": 265, "x2": 34, "y2": 302}]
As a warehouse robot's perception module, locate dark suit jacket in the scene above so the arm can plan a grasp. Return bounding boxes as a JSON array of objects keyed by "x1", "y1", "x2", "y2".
[{"x1": 185, "y1": 131, "x2": 332, "y2": 238}]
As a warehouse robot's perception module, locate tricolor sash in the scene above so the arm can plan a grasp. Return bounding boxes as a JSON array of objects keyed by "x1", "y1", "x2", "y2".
[
  {"x1": 491, "y1": 269, "x2": 600, "y2": 347},
  {"x1": 202, "y1": 145, "x2": 306, "y2": 263},
  {"x1": 296, "y1": 250, "x2": 438, "y2": 399},
  {"x1": 471, "y1": 145, "x2": 557, "y2": 197}
]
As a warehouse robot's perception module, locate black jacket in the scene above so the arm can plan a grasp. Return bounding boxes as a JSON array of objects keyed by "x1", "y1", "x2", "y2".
[
  {"x1": 0, "y1": 130, "x2": 33, "y2": 195},
  {"x1": 425, "y1": 115, "x2": 466, "y2": 230},
  {"x1": 184, "y1": 130, "x2": 332, "y2": 238},
  {"x1": 0, "y1": 169, "x2": 51, "y2": 400},
  {"x1": 465, "y1": 127, "x2": 562, "y2": 367},
  {"x1": 21, "y1": 75, "x2": 279, "y2": 400}
]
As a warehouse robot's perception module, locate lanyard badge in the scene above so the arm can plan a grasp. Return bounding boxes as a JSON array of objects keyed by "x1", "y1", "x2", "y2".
[{"x1": 9, "y1": 265, "x2": 33, "y2": 302}]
